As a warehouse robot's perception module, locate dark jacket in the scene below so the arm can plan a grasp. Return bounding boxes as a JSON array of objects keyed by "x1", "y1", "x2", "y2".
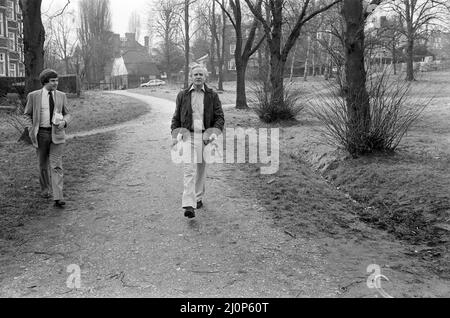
[{"x1": 171, "y1": 84, "x2": 225, "y2": 135}]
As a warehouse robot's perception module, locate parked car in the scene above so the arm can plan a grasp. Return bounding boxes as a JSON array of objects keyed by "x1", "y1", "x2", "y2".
[{"x1": 140, "y1": 79, "x2": 166, "y2": 87}]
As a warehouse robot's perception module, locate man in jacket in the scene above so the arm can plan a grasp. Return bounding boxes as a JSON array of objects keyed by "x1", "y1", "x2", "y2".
[
  {"x1": 171, "y1": 64, "x2": 225, "y2": 218},
  {"x1": 24, "y1": 69, "x2": 72, "y2": 208}
]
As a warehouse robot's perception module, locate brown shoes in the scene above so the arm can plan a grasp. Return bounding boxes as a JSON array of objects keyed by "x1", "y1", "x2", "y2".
[{"x1": 196, "y1": 201, "x2": 203, "y2": 209}]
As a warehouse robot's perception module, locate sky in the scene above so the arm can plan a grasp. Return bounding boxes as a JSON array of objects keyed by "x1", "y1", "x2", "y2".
[{"x1": 41, "y1": 0, "x2": 150, "y2": 39}]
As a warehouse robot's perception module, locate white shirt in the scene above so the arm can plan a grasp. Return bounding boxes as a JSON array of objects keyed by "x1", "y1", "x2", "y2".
[
  {"x1": 40, "y1": 88, "x2": 54, "y2": 128},
  {"x1": 190, "y1": 84, "x2": 205, "y2": 131}
]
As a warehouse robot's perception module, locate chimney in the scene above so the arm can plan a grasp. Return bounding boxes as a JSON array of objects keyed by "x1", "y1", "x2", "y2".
[{"x1": 113, "y1": 33, "x2": 121, "y2": 56}]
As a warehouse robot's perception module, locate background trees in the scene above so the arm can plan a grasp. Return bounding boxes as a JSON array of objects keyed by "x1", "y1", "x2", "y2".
[
  {"x1": 77, "y1": 0, "x2": 114, "y2": 83},
  {"x1": 386, "y1": 0, "x2": 450, "y2": 81},
  {"x1": 244, "y1": 0, "x2": 341, "y2": 120},
  {"x1": 151, "y1": 0, "x2": 184, "y2": 78},
  {"x1": 217, "y1": 0, "x2": 265, "y2": 109},
  {"x1": 128, "y1": 10, "x2": 142, "y2": 43},
  {"x1": 44, "y1": 9, "x2": 78, "y2": 74}
]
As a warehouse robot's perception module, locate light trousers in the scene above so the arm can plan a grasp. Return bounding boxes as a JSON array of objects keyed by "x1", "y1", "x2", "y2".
[
  {"x1": 37, "y1": 130, "x2": 65, "y2": 201},
  {"x1": 181, "y1": 134, "x2": 207, "y2": 209}
]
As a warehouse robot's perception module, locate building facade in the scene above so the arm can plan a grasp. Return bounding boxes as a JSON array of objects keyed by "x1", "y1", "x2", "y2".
[
  {"x1": 106, "y1": 32, "x2": 159, "y2": 89},
  {"x1": 0, "y1": 0, "x2": 24, "y2": 78}
]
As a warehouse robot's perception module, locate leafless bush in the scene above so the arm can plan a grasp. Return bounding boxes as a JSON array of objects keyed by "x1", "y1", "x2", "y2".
[
  {"x1": 1, "y1": 101, "x2": 28, "y2": 139},
  {"x1": 249, "y1": 77, "x2": 305, "y2": 123},
  {"x1": 309, "y1": 70, "x2": 430, "y2": 154}
]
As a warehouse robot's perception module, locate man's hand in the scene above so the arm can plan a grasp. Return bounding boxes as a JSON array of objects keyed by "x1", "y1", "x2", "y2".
[
  {"x1": 172, "y1": 133, "x2": 183, "y2": 147},
  {"x1": 57, "y1": 121, "x2": 66, "y2": 130}
]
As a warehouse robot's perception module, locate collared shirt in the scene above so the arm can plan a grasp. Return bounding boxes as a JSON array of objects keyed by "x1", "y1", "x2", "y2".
[
  {"x1": 189, "y1": 84, "x2": 205, "y2": 131},
  {"x1": 40, "y1": 87, "x2": 54, "y2": 128}
]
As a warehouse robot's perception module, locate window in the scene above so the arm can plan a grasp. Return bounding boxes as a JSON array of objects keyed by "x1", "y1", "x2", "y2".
[
  {"x1": 0, "y1": 13, "x2": 4, "y2": 36},
  {"x1": 9, "y1": 32, "x2": 15, "y2": 51},
  {"x1": 0, "y1": 53, "x2": 5, "y2": 76},
  {"x1": 230, "y1": 44, "x2": 236, "y2": 55},
  {"x1": 228, "y1": 59, "x2": 236, "y2": 71},
  {"x1": 7, "y1": 1, "x2": 14, "y2": 19},
  {"x1": 9, "y1": 63, "x2": 16, "y2": 77}
]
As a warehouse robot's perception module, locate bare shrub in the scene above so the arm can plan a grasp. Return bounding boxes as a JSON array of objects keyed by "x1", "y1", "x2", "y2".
[
  {"x1": 1, "y1": 99, "x2": 29, "y2": 142},
  {"x1": 309, "y1": 70, "x2": 430, "y2": 155},
  {"x1": 249, "y1": 78, "x2": 305, "y2": 123}
]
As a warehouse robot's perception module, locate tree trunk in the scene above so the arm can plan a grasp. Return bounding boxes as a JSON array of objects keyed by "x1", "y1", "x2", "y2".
[
  {"x1": 406, "y1": 37, "x2": 415, "y2": 81},
  {"x1": 209, "y1": 3, "x2": 217, "y2": 81},
  {"x1": 268, "y1": 1, "x2": 284, "y2": 109},
  {"x1": 312, "y1": 40, "x2": 316, "y2": 77},
  {"x1": 217, "y1": 0, "x2": 226, "y2": 91},
  {"x1": 324, "y1": 32, "x2": 333, "y2": 80},
  {"x1": 392, "y1": 40, "x2": 397, "y2": 75},
  {"x1": 235, "y1": 61, "x2": 248, "y2": 109},
  {"x1": 289, "y1": 42, "x2": 297, "y2": 82},
  {"x1": 342, "y1": 0, "x2": 370, "y2": 155},
  {"x1": 184, "y1": 0, "x2": 190, "y2": 89},
  {"x1": 303, "y1": 36, "x2": 311, "y2": 81},
  {"x1": 19, "y1": 0, "x2": 45, "y2": 95},
  {"x1": 405, "y1": 0, "x2": 415, "y2": 81},
  {"x1": 269, "y1": 52, "x2": 285, "y2": 109}
]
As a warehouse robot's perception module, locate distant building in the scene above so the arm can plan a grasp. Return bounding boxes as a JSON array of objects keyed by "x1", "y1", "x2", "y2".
[
  {"x1": 428, "y1": 30, "x2": 450, "y2": 61},
  {"x1": 107, "y1": 32, "x2": 159, "y2": 89},
  {"x1": 0, "y1": 0, "x2": 24, "y2": 77}
]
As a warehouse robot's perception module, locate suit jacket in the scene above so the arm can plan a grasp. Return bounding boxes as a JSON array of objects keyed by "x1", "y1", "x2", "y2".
[
  {"x1": 24, "y1": 89, "x2": 72, "y2": 148},
  {"x1": 171, "y1": 84, "x2": 225, "y2": 137}
]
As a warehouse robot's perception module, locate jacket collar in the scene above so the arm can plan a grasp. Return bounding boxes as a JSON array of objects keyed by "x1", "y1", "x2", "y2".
[{"x1": 184, "y1": 84, "x2": 212, "y2": 95}]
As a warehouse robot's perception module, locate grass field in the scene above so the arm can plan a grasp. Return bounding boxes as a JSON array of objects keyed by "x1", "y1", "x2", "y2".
[{"x1": 0, "y1": 91, "x2": 150, "y2": 142}]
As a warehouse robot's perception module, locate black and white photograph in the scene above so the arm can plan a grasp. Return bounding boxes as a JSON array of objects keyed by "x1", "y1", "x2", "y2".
[{"x1": 0, "y1": 0, "x2": 449, "y2": 301}]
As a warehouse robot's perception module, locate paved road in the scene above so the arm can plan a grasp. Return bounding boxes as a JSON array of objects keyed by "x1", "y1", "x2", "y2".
[{"x1": 0, "y1": 92, "x2": 339, "y2": 297}]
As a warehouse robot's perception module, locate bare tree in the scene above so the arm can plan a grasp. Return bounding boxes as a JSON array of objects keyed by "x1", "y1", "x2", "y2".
[
  {"x1": 386, "y1": 0, "x2": 450, "y2": 81},
  {"x1": 211, "y1": 0, "x2": 227, "y2": 91},
  {"x1": 128, "y1": 10, "x2": 142, "y2": 42},
  {"x1": 183, "y1": 0, "x2": 192, "y2": 88},
  {"x1": 46, "y1": 10, "x2": 78, "y2": 74},
  {"x1": 216, "y1": 0, "x2": 265, "y2": 108},
  {"x1": 78, "y1": 0, "x2": 114, "y2": 83},
  {"x1": 152, "y1": 0, "x2": 183, "y2": 77},
  {"x1": 244, "y1": 0, "x2": 341, "y2": 117}
]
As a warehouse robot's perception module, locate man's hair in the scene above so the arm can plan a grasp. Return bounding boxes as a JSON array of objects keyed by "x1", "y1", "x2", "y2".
[
  {"x1": 190, "y1": 64, "x2": 208, "y2": 78},
  {"x1": 39, "y1": 69, "x2": 58, "y2": 85}
]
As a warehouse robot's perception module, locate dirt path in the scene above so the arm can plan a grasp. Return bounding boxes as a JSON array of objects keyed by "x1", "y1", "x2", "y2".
[{"x1": 0, "y1": 92, "x2": 343, "y2": 297}]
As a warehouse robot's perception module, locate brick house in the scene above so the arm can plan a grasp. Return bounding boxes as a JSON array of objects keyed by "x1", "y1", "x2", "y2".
[
  {"x1": 107, "y1": 33, "x2": 159, "y2": 89},
  {"x1": 0, "y1": 0, "x2": 24, "y2": 78}
]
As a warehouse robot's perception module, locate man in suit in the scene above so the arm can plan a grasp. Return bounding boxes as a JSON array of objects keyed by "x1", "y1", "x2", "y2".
[
  {"x1": 171, "y1": 64, "x2": 225, "y2": 219},
  {"x1": 24, "y1": 69, "x2": 72, "y2": 208}
]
